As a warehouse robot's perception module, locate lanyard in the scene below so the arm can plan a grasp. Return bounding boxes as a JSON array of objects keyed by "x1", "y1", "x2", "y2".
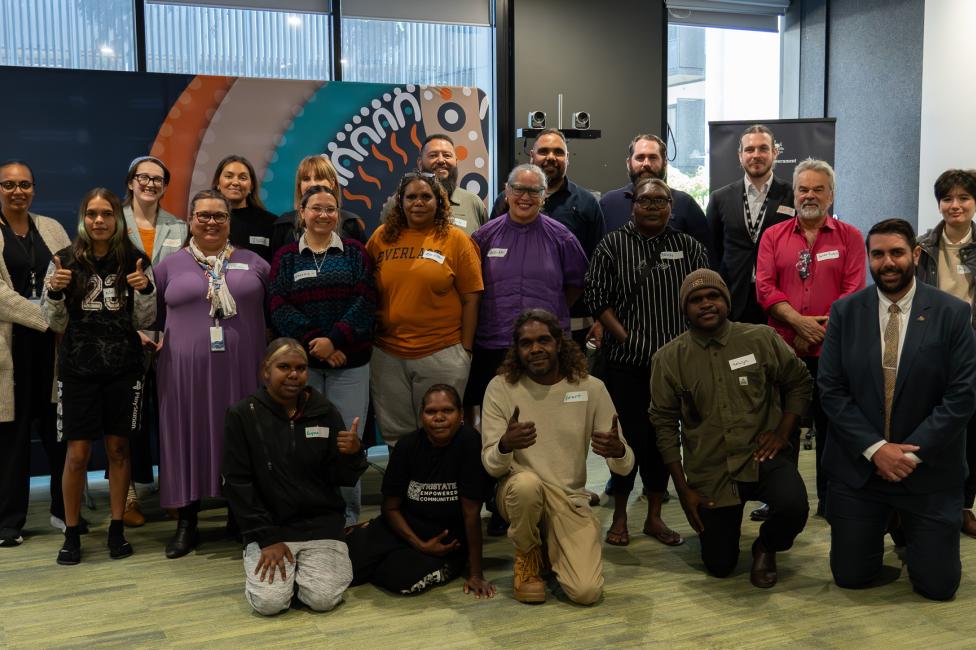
[
  {"x1": 742, "y1": 188, "x2": 770, "y2": 244},
  {"x1": 0, "y1": 215, "x2": 40, "y2": 297}
]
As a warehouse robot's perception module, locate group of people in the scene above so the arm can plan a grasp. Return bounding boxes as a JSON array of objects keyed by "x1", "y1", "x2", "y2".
[{"x1": 1, "y1": 122, "x2": 975, "y2": 613}]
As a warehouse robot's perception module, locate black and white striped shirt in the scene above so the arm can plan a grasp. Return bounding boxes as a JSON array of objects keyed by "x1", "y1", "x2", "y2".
[{"x1": 585, "y1": 223, "x2": 707, "y2": 366}]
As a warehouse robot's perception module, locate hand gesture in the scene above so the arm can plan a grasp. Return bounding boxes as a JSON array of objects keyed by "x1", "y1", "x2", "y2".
[
  {"x1": 591, "y1": 415, "x2": 625, "y2": 459},
  {"x1": 138, "y1": 331, "x2": 157, "y2": 350},
  {"x1": 309, "y1": 337, "x2": 335, "y2": 361},
  {"x1": 48, "y1": 255, "x2": 72, "y2": 292},
  {"x1": 325, "y1": 350, "x2": 347, "y2": 368},
  {"x1": 872, "y1": 442, "x2": 920, "y2": 482},
  {"x1": 463, "y1": 575, "x2": 496, "y2": 599},
  {"x1": 753, "y1": 430, "x2": 788, "y2": 463},
  {"x1": 792, "y1": 315, "x2": 828, "y2": 345},
  {"x1": 337, "y1": 417, "x2": 362, "y2": 455},
  {"x1": 127, "y1": 258, "x2": 149, "y2": 291},
  {"x1": 677, "y1": 488, "x2": 715, "y2": 534},
  {"x1": 500, "y1": 406, "x2": 536, "y2": 452},
  {"x1": 417, "y1": 530, "x2": 461, "y2": 557},
  {"x1": 254, "y1": 542, "x2": 294, "y2": 584}
]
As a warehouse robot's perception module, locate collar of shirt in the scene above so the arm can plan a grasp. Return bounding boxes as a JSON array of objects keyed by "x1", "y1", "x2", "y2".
[
  {"x1": 546, "y1": 177, "x2": 574, "y2": 202},
  {"x1": 877, "y1": 277, "x2": 916, "y2": 316},
  {"x1": 790, "y1": 214, "x2": 837, "y2": 233},
  {"x1": 689, "y1": 319, "x2": 732, "y2": 349},
  {"x1": 622, "y1": 220, "x2": 674, "y2": 241},
  {"x1": 743, "y1": 173, "x2": 773, "y2": 198},
  {"x1": 941, "y1": 227, "x2": 974, "y2": 246},
  {"x1": 298, "y1": 230, "x2": 343, "y2": 254},
  {"x1": 449, "y1": 188, "x2": 461, "y2": 207}
]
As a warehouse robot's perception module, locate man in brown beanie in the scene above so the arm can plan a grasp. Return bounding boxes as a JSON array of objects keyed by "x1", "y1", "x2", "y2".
[{"x1": 650, "y1": 269, "x2": 813, "y2": 587}]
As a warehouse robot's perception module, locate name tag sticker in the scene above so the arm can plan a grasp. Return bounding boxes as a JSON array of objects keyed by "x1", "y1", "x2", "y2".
[
  {"x1": 739, "y1": 376, "x2": 749, "y2": 386},
  {"x1": 226, "y1": 262, "x2": 249, "y2": 271},
  {"x1": 452, "y1": 217, "x2": 468, "y2": 229},
  {"x1": 564, "y1": 391, "x2": 588, "y2": 403},
  {"x1": 487, "y1": 248, "x2": 508, "y2": 258},
  {"x1": 958, "y1": 264, "x2": 971, "y2": 275},
  {"x1": 102, "y1": 287, "x2": 116, "y2": 300},
  {"x1": 422, "y1": 250, "x2": 445, "y2": 264},
  {"x1": 162, "y1": 238, "x2": 182, "y2": 248},
  {"x1": 294, "y1": 269, "x2": 317, "y2": 281},
  {"x1": 249, "y1": 236, "x2": 270, "y2": 246},
  {"x1": 816, "y1": 250, "x2": 840, "y2": 262},
  {"x1": 305, "y1": 426, "x2": 330, "y2": 439},
  {"x1": 660, "y1": 251, "x2": 684, "y2": 260},
  {"x1": 209, "y1": 326, "x2": 225, "y2": 352},
  {"x1": 777, "y1": 205, "x2": 796, "y2": 216},
  {"x1": 728, "y1": 353, "x2": 757, "y2": 371}
]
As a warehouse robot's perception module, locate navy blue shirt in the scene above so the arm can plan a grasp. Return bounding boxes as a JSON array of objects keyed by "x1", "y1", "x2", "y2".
[{"x1": 599, "y1": 183, "x2": 711, "y2": 256}]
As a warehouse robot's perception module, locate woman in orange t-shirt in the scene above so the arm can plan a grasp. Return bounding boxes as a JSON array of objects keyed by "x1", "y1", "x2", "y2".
[{"x1": 366, "y1": 173, "x2": 483, "y2": 446}]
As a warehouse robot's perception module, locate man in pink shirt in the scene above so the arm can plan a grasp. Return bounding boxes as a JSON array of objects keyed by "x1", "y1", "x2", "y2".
[{"x1": 756, "y1": 158, "x2": 866, "y2": 515}]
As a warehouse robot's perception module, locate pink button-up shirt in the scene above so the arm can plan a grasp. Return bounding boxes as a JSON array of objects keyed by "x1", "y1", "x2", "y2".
[{"x1": 756, "y1": 215, "x2": 866, "y2": 356}]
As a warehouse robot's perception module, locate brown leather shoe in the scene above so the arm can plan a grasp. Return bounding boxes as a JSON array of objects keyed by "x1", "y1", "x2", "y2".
[
  {"x1": 750, "y1": 539, "x2": 777, "y2": 588},
  {"x1": 962, "y1": 510, "x2": 976, "y2": 539},
  {"x1": 513, "y1": 546, "x2": 546, "y2": 603},
  {"x1": 123, "y1": 500, "x2": 145, "y2": 528}
]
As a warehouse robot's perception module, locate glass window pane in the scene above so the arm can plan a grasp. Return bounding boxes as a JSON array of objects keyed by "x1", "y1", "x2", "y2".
[
  {"x1": 145, "y1": 3, "x2": 331, "y2": 80},
  {"x1": 0, "y1": 0, "x2": 135, "y2": 71}
]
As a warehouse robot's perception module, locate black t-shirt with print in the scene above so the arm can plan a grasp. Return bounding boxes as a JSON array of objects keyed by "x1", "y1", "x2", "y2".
[{"x1": 381, "y1": 425, "x2": 487, "y2": 544}]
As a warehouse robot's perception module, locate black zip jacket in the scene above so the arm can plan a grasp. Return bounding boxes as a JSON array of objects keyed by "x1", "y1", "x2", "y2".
[{"x1": 222, "y1": 386, "x2": 368, "y2": 547}]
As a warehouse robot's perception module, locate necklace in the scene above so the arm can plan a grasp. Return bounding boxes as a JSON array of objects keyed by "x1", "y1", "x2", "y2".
[{"x1": 312, "y1": 249, "x2": 328, "y2": 274}]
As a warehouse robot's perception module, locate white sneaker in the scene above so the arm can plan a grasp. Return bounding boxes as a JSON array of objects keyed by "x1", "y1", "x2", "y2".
[
  {"x1": 0, "y1": 534, "x2": 24, "y2": 547},
  {"x1": 50, "y1": 515, "x2": 66, "y2": 532}
]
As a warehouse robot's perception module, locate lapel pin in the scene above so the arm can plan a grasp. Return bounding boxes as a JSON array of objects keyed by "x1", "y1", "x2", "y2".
[{"x1": 916, "y1": 315, "x2": 926, "y2": 321}]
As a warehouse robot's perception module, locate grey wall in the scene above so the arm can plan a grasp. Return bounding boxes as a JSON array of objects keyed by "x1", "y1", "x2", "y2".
[{"x1": 512, "y1": 0, "x2": 665, "y2": 194}]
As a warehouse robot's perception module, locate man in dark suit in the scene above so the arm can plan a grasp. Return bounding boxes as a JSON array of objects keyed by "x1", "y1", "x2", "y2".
[
  {"x1": 707, "y1": 124, "x2": 794, "y2": 324},
  {"x1": 819, "y1": 218, "x2": 976, "y2": 601}
]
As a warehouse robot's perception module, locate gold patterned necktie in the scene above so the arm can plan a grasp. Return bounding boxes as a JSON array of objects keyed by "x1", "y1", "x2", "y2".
[{"x1": 882, "y1": 303, "x2": 901, "y2": 439}]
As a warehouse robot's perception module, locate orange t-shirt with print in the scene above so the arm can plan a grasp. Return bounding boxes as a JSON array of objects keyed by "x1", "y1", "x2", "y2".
[{"x1": 366, "y1": 224, "x2": 483, "y2": 359}]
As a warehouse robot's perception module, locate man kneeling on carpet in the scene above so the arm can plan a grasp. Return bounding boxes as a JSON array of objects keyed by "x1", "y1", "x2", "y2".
[
  {"x1": 223, "y1": 338, "x2": 367, "y2": 616},
  {"x1": 650, "y1": 269, "x2": 812, "y2": 587},
  {"x1": 481, "y1": 309, "x2": 634, "y2": 604}
]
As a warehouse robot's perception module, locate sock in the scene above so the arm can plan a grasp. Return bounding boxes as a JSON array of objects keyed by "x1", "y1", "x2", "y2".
[
  {"x1": 108, "y1": 519, "x2": 124, "y2": 543},
  {"x1": 64, "y1": 525, "x2": 81, "y2": 549}
]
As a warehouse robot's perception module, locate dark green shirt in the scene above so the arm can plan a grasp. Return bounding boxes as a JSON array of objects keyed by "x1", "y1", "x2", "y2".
[{"x1": 650, "y1": 321, "x2": 812, "y2": 507}]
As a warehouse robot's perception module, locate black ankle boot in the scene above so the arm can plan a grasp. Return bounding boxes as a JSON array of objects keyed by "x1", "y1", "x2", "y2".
[
  {"x1": 57, "y1": 526, "x2": 82, "y2": 566},
  {"x1": 165, "y1": 519, "x2": 199, "y2": 559}
]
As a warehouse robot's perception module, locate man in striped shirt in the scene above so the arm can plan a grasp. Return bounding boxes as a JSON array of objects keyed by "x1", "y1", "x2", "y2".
[{"x1": 584, "y1": 178, "x2": 707, "y2": 547}]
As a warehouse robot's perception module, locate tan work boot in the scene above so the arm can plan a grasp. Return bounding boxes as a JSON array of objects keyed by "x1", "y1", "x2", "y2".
[{"x1": 513, "y1": 546, "x2": 546, "y2": 603}]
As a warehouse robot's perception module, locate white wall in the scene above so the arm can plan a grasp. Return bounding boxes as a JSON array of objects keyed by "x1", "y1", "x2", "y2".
[{"x1": 917, "y1": 0, "x2": 976, "y2": 231}]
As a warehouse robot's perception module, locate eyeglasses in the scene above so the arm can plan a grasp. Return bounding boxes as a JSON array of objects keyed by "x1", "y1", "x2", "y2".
[
  {"x1": 509, "y1": 184, "x2": 545, "y2": 197},
  {"x1": 634, "y1": 197, "x2": 671, "y2": 209},
  {"x1": 0, "y1": 180, "x2": 33, "y2": 192},
  {"x1": 134, "y1": 173, "x2": 165, "y2": 187},
  {"x1": 193, "y1": 211, "x2": 230, "y2": 224},
  {"x1": 303, "y1": 205, "x2": 338, "y2": 217},
  {"x1": 797, "y1": 249, "x2": 812, "y2": 280},
  {"x1": 403, "y1": 171, "x2": 437, "y2": 182}
]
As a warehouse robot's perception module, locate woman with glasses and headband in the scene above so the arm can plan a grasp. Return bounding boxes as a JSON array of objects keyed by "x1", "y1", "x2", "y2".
[
  {"x1": 153, "y1": 189, "x2": 270, "y2": 558},
  {"x1": 466, "y1": 163, "x2": 587, "y2": 421},
  {"x1": 212, "y1": 155, "x2": 277, "y2": 264},
  {"x1": 365, "y1": 172, "x2": 483, "y2": 446},
  {"x1": 271, "y1": 155, "x2": 367, "y2": 254},
  {"x1": 0, "y1": 160, "x2": 72, "y2": 549},
  {"x1": 584, "y1": 177, "x2": 707, "y2": 548},
  {"x1": 118, "y1": 155, "x2": 188, "y2": 528},
  {"x1": 42, "y1": 188, "x2": 156, "y2": 565},
  {"x1": 269, "y1": 185, "x2": 376, "y2": 524}
]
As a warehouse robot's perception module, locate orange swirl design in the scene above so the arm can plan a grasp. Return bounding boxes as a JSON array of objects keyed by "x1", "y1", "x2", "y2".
[
  {"x1": 343, "y1": 188, "x2": 373, "y2": 210},
  {"x1": 357, "y1": 166, "x2": 382, "y2": 189},
  {"x1": 390, "y1": 132, "x2": 408, "y2": 164},
  {"x1": 410, "y1": 123, "x2": 421, "y2": 150},
  {"x1": 371, "y1": 145, "x2": 394, "y2": 172}
]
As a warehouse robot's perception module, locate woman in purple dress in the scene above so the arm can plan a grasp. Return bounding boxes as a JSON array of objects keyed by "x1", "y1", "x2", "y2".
[{"x1": 154, "y1": 189, "x2": 269, "y2": 558}]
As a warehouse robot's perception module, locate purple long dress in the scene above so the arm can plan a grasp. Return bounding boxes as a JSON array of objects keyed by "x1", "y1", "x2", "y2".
[{"x1": 154, "y1": 248, "x2": 269, "y2": 509}]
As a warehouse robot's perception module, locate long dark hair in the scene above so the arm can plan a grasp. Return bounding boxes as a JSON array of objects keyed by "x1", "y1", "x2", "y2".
[
  {"x1": 498, "y1": 309, "x2": 589, "y2": 384},
  {"x1": 70, "y1": 188, "x2": 138, "y2": 300},
  {"x1": 381, "y1": 172, "x2": 452, "y2": 244}
]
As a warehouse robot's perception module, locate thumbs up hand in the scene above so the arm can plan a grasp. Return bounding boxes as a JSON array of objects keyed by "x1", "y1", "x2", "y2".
[
  {"x1": 337, "y1": 416, "x2": 362, "y2": 455},
  {"x1": 499, "y1": 405, "x2": 536, "y2": 453},
  {"x1": 592, "y1": 414, "x2": 625, "y2": 459},
  {"x1": 127, "y1": 258, "x2": 149, "y2": 291},
  {"x1": 47, "y1": 255, "x2": 73, "y2": 292}
]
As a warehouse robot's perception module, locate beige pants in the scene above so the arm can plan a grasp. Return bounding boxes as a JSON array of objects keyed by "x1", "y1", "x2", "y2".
[{"x1": 498, "y1": 470, "x2": 604, "y2": 605}]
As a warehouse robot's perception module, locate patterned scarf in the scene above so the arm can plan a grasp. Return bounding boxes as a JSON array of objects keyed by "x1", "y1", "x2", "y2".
[{"x1": 188, "y1": 239, "x2": 237, "y2": 319}]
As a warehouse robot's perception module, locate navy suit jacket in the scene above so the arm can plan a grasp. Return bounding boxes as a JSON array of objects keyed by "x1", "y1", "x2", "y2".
[{"x1": 818, "y1": 281, "x2": 976, "y2": 494}]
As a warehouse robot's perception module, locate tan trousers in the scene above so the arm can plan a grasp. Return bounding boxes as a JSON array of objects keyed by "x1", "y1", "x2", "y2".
[{"x1": 498, "y1": 470, "x2": 604, "y2": 605}]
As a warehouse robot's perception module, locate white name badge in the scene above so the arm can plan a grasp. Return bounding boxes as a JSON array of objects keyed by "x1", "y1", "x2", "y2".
[
  {"x1": 777, "y1": 205, "x2": 796, "y2": 216},
  {"x1": 564, "y1": 390, "x2": 589, "y2": 403},
  {"x1": 162, "y1": 238, "x2": 182, "y2": 248},
  {"x1": 249, "y1": 236, "x2": 270, "y2": 247},
  {"x1": 422, "y1": 250, "x2": 445, "y2": 264},
  {"x1": 102, "y1": 287, "x2": 116, "y2": 300},
  {"x1": 294, "y1": 269, "x2": 317, "y2": 281},
  {"x1": 452, "y1": 217, "x2": 468, "y2": 229},
  {"x1": 958, "y1": 264, "x2": 971, "y2": 275},
  {"x1": 816, "y1": 250, "x2": 840, "y2": 262},
  {"x1": 209, "y1": 326, "x2": 225, "y2": 352},
  {"x1": 226, "y1": 262, "x2": 249, "y2": 271},
  {"x1": 728, "y1": 353, "x2": 757, "y2": 371},
  {"x1": 660, "y1": 251, "x2": 684, "y2": 260},
  {"x1": 305, "y1": 426, "x2": 330, "y2": 439},
  {"x1": 487, "y1": 248, "x2": 508, "y2": 258}
]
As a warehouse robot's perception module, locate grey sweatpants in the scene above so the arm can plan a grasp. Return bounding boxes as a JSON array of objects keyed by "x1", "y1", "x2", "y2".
[{"x1": 242, "y1": 539, "x2": 352, "y2": 616}]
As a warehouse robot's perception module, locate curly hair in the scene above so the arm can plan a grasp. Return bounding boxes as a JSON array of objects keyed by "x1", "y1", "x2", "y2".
[
  {"x1": 381, "y1": 172, "x2": 453, "y2": 244},
  {"x1": 498, "y1": 309, "x2": 589, "y2": 384}
]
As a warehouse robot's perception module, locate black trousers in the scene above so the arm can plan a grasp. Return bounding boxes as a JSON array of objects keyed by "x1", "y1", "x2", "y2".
[
  {"x1": 697, "y1": 455, "x2": 809, "y2": 578},
  {"x1": 828, "y1": 479, "x2": 961, "y2": 601},
  {"x1": 346, "y1": 518, "x2": 466, "y2": 595},
  {"x1": 0, "y1": 326, "x2": 65, "y2": 536},
  {"x1": 605, "y1": 363, "x2": 669, "y2": 495},
  {"x1": 799, "y1": 356, "x2": 829, "y2": 502},
  {"x1": 964, "y1": 413, "x2": 976, "y2": 508}
]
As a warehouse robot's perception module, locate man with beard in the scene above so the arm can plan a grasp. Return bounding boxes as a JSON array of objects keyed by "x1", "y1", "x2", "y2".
[
  {"x1": 707, "y1": 124, "x2": 795, "y2": 324},
  {"x1": 381, "y1": 133, "x2": 487, "y2": 236},
  {"x1": 599, "y1": 134, "x2": 710, "y2": 252},
  {"x1": 650, "y1": 269, "x2": 812, "y2": 588},
  {"x1": 756, "y1": 158, "x2": 865, "y2": 515},
  {"x1": 481, "y1": 309, "x2": 633, "y2": 604},
  {"x1": 819, "y1": 218, "x2": 976, "y2": 601}
]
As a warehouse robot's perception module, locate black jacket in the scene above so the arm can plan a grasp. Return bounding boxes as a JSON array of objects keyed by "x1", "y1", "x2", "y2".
[
  {"x1": 222, "y1": 386, "x2": 368, "y2": 547},
  {"x1": 916, "y1": 221, "x2": 976, "y2": 329}
]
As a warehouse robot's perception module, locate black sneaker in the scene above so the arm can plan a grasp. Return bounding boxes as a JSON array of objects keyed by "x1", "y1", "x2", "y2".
[
  {"x1": 57, "y1": 543, "x2": 81, "y2": 565},
  {"x1": 0, "y1": 534, "x2": 24, "y2": 548},
  {"x1": 108, "y1": 537, "x2": 134, "y2": 560}
]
